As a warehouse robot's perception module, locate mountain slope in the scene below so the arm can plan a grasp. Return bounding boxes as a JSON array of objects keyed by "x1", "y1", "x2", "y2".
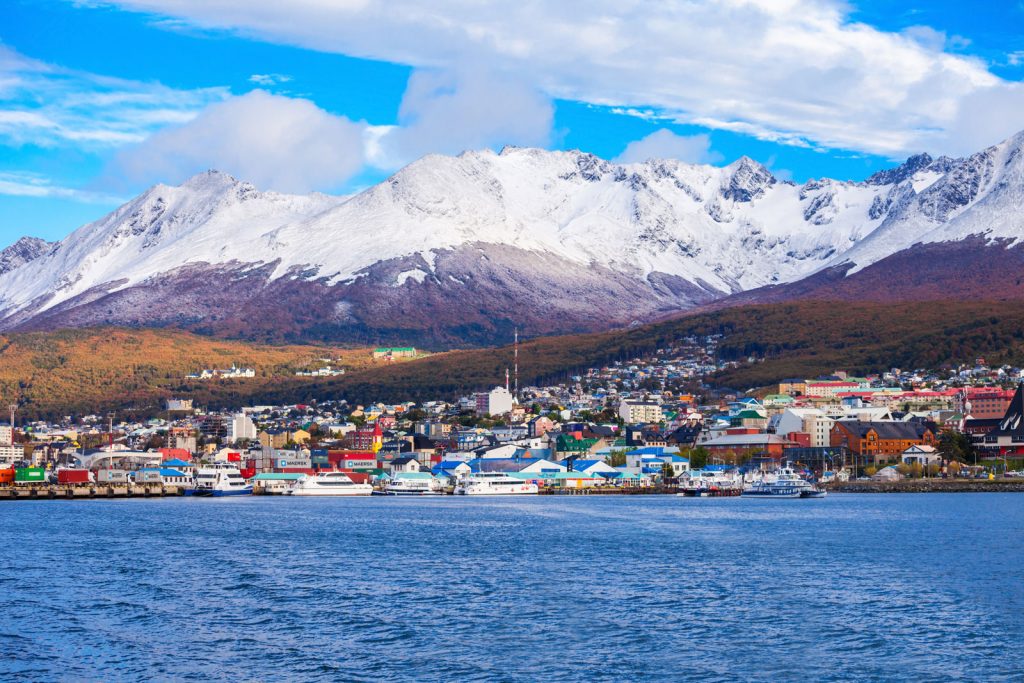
[
  {"x1": 0, "y1": 237, "x2": 53, "y2": 276},
  {"x1": 2, "y1": 132, "x2": 1024, "y2": 345}
]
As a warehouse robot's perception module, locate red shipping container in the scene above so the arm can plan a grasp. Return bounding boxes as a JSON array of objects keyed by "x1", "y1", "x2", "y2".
[
  {"x1": 227, "y1": 452, "x2": 241, "y2": 462},
  {"x1": 57, "y1": 469, "x2": 91, "y2": 484},
  {"x1": 341, "y1": 470, "x2": 371, "y2": 485}
]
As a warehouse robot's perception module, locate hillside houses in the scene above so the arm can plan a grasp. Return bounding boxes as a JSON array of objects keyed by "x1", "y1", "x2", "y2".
[{"x1": 9, "y1": 330, "x2": 1024, "y2": 483}]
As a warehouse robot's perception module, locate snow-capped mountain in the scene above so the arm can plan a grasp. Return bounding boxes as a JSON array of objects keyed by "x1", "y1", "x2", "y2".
[
  {"x1": 2, "y1": 131, "x2": 1023, "y2": 346},
  {"x1": 0, "y1": 237, "x2": 53, "y2": 276}
]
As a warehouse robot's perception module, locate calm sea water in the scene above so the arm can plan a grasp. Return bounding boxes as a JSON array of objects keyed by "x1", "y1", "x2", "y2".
[{"x1": 1, "y1": 494, "x2": 1022, "y2": 682}]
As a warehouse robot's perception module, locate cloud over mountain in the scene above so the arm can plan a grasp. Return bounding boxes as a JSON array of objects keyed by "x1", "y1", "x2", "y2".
[{"x1": 101, "y1": 0, "x2": 1020, "y2": 157}]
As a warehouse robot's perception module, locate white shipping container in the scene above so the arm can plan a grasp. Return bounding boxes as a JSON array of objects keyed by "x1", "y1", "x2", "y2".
[{"x1": 96, "y1": 469, "x2": 130, "y2": 483}]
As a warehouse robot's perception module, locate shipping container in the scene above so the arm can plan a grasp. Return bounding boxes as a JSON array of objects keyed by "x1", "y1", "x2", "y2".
[
  {"x1": 342, "y1": 470, "x2": 372, "y2": 485},
  {"x1": 57, "y1": 469, "x2": 91, "y2": 484},
  {"x1": 14, "y1": 467, "x2": 45, "y2": 483},
  {"x1": 96, "y1": 469, "x2": 130, "y2": 484},
  {"x1": 0, "y1": 468, "x2": 14, "y2": 484},
  {"x1": 134, "y1": 471, "x2": 162, "y2": 484}
]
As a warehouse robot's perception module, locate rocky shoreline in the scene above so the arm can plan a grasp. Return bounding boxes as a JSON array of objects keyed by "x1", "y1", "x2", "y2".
[{"x1": 825, "y1": 479, "x2": 1024, "y2": 493}]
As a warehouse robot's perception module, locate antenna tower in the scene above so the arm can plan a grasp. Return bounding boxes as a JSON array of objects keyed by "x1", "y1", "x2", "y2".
[{"x1": 514, "y1": 327, "x2": 519, "y2": 400}]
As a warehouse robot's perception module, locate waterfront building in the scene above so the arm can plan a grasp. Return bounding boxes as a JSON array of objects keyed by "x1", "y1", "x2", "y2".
[
  {"x1": 980, "y1": 384, "x2": 1024, "y2": 456},
  {"x1": 830, "y1": 420, "x2": 936, "y2": 464}
]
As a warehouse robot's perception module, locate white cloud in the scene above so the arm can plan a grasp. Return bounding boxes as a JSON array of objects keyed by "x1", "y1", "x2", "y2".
[
  {"x1": 248, "y1": 73, "x2": 292, "y2": 86},
  {"x1": 942, "y1": 81, "x2": 1024, "y2": 156},
  {"x1": 96, "y1": 0, "x2": 1019, "y2": 157},
  {"x1": 109, "y1": 90, "x2": 367, "y2": 192},
  {"x1": 0, "y1": 171, "x2": 124, "y2": 203},
  {"x1": 374, "y1": 68, "x2": 554, "y2": 169},
  {"x1": 615, "y1": 130, "x2": 722, "y2": 165},
  {"x1": 0, "y1": 44, "x2": 226, "y2": 148}
]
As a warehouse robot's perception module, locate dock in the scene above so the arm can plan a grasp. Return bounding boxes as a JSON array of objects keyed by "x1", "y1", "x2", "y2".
[
  {"x1": 0, "y1": 484, "x2": 185, "y2": 500},
  {"x1": 539, "y1": 486, "x2": 680, "y2": 495}
]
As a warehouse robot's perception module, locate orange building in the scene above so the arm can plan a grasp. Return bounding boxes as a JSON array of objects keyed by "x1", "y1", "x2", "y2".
[{"x1": 830, "y1": 421, "x2": 936, "y2": 464}]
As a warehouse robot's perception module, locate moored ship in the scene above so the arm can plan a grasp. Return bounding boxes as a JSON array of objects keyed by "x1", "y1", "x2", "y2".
[
  {"x1": 286, "y1": 471, "x2": 373, "y2": 496},
  {"x1": 454, "y1": 472, "x2": 539, "y2": 495},
  {"x1": 742, "y1": 468, "x2": 826, "y2": 499},
  {"x1": 185, "y1": 467, "x2": 253, "y2": 497}
]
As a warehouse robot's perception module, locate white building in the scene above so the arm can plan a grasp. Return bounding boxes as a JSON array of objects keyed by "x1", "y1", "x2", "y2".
[
  {"x1": 618, "y1": 400, "x2": 662, "y2": 424},
  {"x1": 0, "y1": 444, "x2": 22, "y2": 466},
  {"x1": 901, "y1": 444, "x2": 940, "y2": 466},
  {"x1": 476, "y1": 386, "x2": 514, "y2": 416},
  {"x1": 227, "y1": 413, "x2": 257, "y2": 442},
  {"x1": 0, "y1": 424, "x2": 12, "y2": 446},
  {"x1": 775, "y1": 409, "x2": 834, "y2": 448}
]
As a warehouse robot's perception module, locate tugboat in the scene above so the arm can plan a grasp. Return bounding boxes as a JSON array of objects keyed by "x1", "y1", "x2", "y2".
[{"x1": 742, "y1": 467, "x2": 826, "y2": 499}]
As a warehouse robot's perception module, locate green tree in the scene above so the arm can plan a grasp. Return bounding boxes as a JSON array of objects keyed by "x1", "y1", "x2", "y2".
[
  {"x1": 687, "y1": 446, "x2": 709, "y2": 470},
  {"x1": 938, "y1": 430, "x2": 976, "y2": 465}
]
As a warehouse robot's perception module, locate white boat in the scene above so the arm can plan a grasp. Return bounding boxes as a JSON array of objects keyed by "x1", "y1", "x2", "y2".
[
  {"x1": 286, "y1": 471, "x2": 373, "y2": 496},
  {"x1": 454, "y1": 472, "x2": 539, "y2": 495},
  {"x1": 185, "y1": 467, "x2": 252, "y2": 497},
  {"x1": 677, "y1": 469, "x2": 741, "y2": 497},
  {"x1": 742, "y1": 467, "x2": 826, "y2": 499},
  {"x1": 385, "y1": 472, "x2": 445, "y2": 495}
]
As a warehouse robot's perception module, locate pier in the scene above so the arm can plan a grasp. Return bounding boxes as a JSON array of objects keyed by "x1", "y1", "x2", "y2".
[
  {"x1": 539, "y1": 485, "x2": 680, "y2": 495},
  {"x1": 0, "y1": 484, "x2": 185, "y2": 500}
]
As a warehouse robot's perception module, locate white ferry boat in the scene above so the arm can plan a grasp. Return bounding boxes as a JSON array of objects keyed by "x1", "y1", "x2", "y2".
[
  {"x1": 185, "y1": 467, "x2": 252, "y2": 497},
  {"x1": 385, "y1": 472, "x2": 445, "y2": 495},
  {"x1": 286, "y1": 471, "x2": 373, "y2": 496},
  {"x1": 742, "y1": 468, "x2": 826, "y2": 499},
  {"x1": 454, "y1": 472, "x2": 539, "y2": 495}
]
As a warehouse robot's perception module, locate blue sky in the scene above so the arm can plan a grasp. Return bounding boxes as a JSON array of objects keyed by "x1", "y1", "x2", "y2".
[{"x1": 1, "y1": 0, "x2": 1023, "y2": 243}]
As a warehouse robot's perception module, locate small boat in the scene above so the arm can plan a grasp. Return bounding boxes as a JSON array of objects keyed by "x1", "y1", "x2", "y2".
[
  {"x1": 385, "y1": 472, "x2": 445, "y2": 495},
  {"x1": 678, "y1": 469, "x2": 742, "y2": 497},
  {"x1": 454, "y1": 472, "x2": 539, "y2": 495},
  {"x1": 185, "y1": 467, "x2": 253, "y2": 497},
  {"x1": 742, "y1": 467, "x2": 824, "y2": 499},
  {"x1": 286, "y1": 471, "x2": 373, "y2": 496}
]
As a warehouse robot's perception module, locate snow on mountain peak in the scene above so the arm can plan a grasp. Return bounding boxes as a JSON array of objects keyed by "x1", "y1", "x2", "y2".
[{"x1": 2, "y1": 131, "x2": 1024, "y2": 335}]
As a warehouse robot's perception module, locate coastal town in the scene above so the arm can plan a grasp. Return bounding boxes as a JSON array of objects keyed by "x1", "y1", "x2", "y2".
[{"x1": 1, "y1": 337, "x2": 1023, "y2": 498}]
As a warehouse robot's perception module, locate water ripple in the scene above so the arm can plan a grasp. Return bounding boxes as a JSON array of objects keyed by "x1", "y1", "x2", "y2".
[{"x1": 1, "y1": 494, "x2": 1022, "y2": 681}]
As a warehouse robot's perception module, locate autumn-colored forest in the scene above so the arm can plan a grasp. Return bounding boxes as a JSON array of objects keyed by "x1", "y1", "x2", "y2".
[{"x1": 8, "y1": 299, "x2": 1024, "y2": 418}]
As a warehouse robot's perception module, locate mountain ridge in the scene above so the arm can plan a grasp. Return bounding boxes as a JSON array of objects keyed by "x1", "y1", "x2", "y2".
[{"x1": 2, "y1": 131, "x2": 1024, "y2": 346}]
